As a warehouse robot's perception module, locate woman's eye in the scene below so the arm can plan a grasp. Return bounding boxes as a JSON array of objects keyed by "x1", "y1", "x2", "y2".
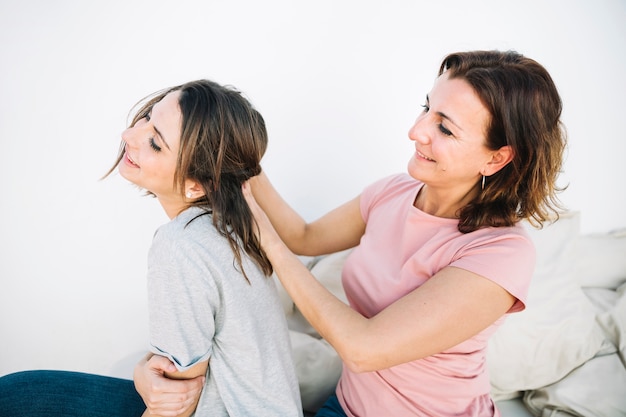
[
  {"x1": 438, "y1": 124, "x2": 453, "y2": 136},
  {"x1": 149, "y1": 138, "x2": 162, "y2": 152},
  {"x1": 145, "y1": 113, "x2": 151, "y2": 122},
  {"x1": 420, "y1": 104, "x2": 429, "y2": 113}
]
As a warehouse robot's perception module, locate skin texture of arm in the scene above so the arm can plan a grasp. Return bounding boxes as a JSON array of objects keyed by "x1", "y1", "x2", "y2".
[
  {"x1": 134, "y1": 353, "x2": 206, "y2": 417},
  {"x1": 249, "y1": 172, "x2": 365, "y2": 256},
  {"x1": 243, "y1": 182, "x2": 516, "y2": 373}
]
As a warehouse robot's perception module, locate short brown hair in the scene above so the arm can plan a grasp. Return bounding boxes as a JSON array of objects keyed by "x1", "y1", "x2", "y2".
[{"x1": 440, "y1": 50, "x2": 567, "y2": 232}]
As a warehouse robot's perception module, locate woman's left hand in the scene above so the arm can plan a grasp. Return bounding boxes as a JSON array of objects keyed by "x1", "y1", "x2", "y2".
[{"x1": 134, "y1": 354, "x2": 204, "y2": 417}]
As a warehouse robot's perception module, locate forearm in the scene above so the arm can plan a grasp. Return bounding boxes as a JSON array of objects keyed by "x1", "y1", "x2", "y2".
[
  {"x1": 270, "y1": 244, "x2": 510, "y2": 374},
  {"x1": 250, "y1": 172, "x2": 365, "y2": 256},
  {"x1": 265, "y1": 236, "x2": 374, "y2": 371},
  {"x1": 249, "y1": 172, "x2": 311, "y2": 254}
]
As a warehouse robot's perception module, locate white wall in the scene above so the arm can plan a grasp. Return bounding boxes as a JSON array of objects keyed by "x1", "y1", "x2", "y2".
[{"x1": 1, "y1": 0, "x2": 624, "y2": 377}]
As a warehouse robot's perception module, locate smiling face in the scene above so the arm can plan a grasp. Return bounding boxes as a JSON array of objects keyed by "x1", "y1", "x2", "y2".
[
  {"x1": 119, "y1": 90, "x2": 184, "y2": 213},
  {"x1": 407, "y1": 72, "x2": 494, "y2": 192}
]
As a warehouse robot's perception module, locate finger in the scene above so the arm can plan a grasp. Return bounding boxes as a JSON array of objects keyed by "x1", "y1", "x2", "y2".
[
  {"x1": 144, "y1": 393, "x2": 193, "y2": 414},
  {"x1": 242, "y1": 182, "x2": 265, "y2": 230},
  {"x1": 242, "y1": 181, "x2": 260, "y2": 208},
  {"x1": 151, "y1": 377, "x2": 204, "y2": 402},
  {"x1": 148, "y1": 354, "x2": 177, "y2": 373},
  {"x1": 146, "y1": 400, "x2": 192, "y2": 417},
  {"x1": 146, "y1": 377, "x2": 204, "y2": 415},
  {"x1": 153, "y1": 376, "x2": 199, "y2": 395}
]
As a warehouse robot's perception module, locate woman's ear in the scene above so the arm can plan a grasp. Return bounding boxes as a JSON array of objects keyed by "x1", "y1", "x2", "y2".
[
  {"x1": 184, "y1": 180, "x2": 206, "y2": 199},
  {"x1": 483, "y1": 145, "x2": 514, "y2": 176}
]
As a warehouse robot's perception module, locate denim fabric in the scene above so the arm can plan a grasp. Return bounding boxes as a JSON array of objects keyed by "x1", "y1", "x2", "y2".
[
  {"x1": 0, "y1": 370, "x2": 145, "y2": 417},
  {"x1": 314, "y1": 394, "x2": 347, "y2": 417}
]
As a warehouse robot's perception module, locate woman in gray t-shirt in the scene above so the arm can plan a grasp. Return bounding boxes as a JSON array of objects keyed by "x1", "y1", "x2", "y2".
[{"x1": 113, "y1": 79, "x2": 302, "y2": 417}]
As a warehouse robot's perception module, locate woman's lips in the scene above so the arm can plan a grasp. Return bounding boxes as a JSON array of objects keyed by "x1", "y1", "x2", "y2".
[
  {"x1": 124, "y1": 152, "x2": 139, "y2": 168},
  {"x1": 416, "y1": 150, "x2": 435, "y2": 162}
]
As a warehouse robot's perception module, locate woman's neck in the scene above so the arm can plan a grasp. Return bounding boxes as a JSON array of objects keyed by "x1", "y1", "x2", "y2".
[
  {"x1": 157, "y1": 196, "x2": 188, "y2": 220},
  {"x1": 413, "y1": 184, "x2": 478, "y2": 219}
]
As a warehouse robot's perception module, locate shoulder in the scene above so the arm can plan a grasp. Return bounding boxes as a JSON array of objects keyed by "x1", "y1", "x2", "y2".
[
  {"x1": 153, "y1": 207, "x2": 215, "y2": 243},
  {"x1": 477, "y1": 223, "x2": 533, "y2": 249},
  {"x1": 150, "y1": 208, "x2": 224, "y2": 264},
  {"x1": 457, "y1": 224, "x2": 535, "y2": 261},
  {"x1": 365, "y1": 173, "x2": 419, "y2": 193},
  {"x1": 452, "y1": 224, "x2": 535, "y2": 310},
  {"x1": 362, "y1": 173, "x2": 421, "y2": 206}
]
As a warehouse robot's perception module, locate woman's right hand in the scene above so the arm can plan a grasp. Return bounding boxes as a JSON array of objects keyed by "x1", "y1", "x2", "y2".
[{"x1": 134, "y1": 353, "x2": 205, "y2": 417}]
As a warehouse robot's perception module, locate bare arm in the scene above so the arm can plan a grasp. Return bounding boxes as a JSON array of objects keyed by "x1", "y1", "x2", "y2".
[
  {"x1": 249, "y1": 171, "x2": 365, "y2": 256},
  {"x1": 134, "y1": 353, "x2": 206, "y2": 417},
  {"x1": 243, "y1": 183, "x2": 515, "y2": 373}
]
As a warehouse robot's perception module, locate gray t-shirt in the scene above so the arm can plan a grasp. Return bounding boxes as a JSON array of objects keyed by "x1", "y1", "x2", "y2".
[{"x1": 147, "y1": 206, "x2": 303, "y2": 417}]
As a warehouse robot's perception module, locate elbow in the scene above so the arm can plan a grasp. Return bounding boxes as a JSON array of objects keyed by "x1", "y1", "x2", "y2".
[
  {"x1": 342, "y1": 356, "x2": 382, "y2": 374},
  {"x1": 337, "y1": 345, "x2": 381, "y2": 374},
  {"x1": 342, "y1": 358, "x2": 372, "y2": 374}
]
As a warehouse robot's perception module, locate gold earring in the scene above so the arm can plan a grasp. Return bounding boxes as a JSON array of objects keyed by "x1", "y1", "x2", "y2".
[{"x1": 481, "y1": 175, "x2": 486, "y2": 190}]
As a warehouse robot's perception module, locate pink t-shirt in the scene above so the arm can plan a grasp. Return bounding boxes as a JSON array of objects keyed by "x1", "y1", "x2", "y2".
[{"x1": 336, "y1": 174, "x2": 535, "y2": 417}]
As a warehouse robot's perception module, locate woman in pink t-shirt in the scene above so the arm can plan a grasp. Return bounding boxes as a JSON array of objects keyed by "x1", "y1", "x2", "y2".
[{"x1": 136, "y1": 50, "x2": 566, "y2": 416}]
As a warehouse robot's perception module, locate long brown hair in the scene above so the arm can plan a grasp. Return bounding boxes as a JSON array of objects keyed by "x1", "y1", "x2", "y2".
[
  {"x1": 106, "y1": 80, "x2": 272, "y2": 280},
  {"x1": 440, "y1": 50, "x2": 567, "y2": 233}
]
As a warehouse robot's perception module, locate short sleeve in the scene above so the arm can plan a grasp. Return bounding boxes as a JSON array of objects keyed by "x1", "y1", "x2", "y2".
[
  {"x1": 360, "y1": 174, "x2": 417, "y2": 223},
  {"x1": 147, "y1": 228, "x2": 217, "y2": 370},
  {"x1": 451, "y1": 229, "x2": 535, "y2": 312}
]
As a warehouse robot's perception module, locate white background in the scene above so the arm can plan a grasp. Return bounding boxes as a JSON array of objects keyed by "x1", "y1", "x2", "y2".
[{"x1": 1, "y1": 0, "x2": 625, "y2": 377}]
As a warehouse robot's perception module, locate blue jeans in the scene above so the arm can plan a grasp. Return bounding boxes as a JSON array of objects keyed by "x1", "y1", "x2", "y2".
[
  {"x1": 315, "y1": 393, "x2": 347, "y2": 417},
  {"x1": 0, "y1": 370, "x2": 145, "y2": 417}
]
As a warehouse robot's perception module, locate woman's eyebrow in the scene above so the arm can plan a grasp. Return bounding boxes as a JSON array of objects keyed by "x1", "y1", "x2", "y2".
[
  {"x1": 427, "y1": 94, "x2": 464, "y2": 132},
  {"x1": 438, "y1": 111, "x2": 463, "y2": 131}
]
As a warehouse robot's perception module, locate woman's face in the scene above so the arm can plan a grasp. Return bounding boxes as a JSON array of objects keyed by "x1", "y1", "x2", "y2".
[
  {"x1": 407, "y1": 73, "x2": 493, "y2": 190},
  {"x1": 119, "y1": 90, "x2": 183, "y2": 201}
]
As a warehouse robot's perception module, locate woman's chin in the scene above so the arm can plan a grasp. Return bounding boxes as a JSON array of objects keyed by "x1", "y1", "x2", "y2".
[
  {"x1": 406, "y1": 159, "x2": 425, "y2": 181},
  {"x1": 118, "y1": 166, "x2": 135, "y2": 183}
]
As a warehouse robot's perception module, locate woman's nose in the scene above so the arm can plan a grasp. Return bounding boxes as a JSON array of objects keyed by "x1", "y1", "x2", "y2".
[
  {"x1": 121, "y1": 125, "x2": 139, "y2": 146},
  {"x1": 408, "y1": 117, "x2": 429, "y2": 144}
]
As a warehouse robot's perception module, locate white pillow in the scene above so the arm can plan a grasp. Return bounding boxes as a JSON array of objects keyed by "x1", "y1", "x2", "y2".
[
  {"x1": 576, "y1": 229, "x2": 626, "y2": 290},
  {"x1": 595, "y1": 281, "x2": 626, "y2": 365},
  {"x1": 279, "y1": 252, "x2": 349, "y2": 412},
  {"x1": 488, "y1": 212, "x2": 607, "y2": 400},
  {"x1": 307, "y1": 249, "x2": 351, "y2": 305},
  {"x1": 523, "y1": 352, "x2": 626, "y2": 417},
  {"x1": 289, "y1": 331, "x2": 342, "y2": 413},
  {"x1": 284, "y1": 249, "x2": 352, "y2": 338}
]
